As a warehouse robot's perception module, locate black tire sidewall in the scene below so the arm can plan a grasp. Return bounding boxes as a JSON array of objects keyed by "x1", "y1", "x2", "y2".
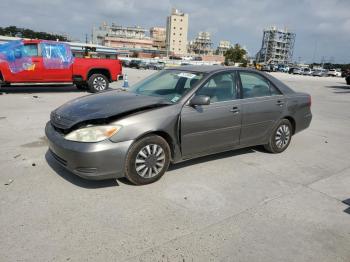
[
  {"x1": 125, "y1": 135, "x2": 170, "y2": 185},
  {"x1": 88, "y1": 74, "x2": 109, "y2": 93},
  {"x1": 268, "y1": 119, "x2": 292, "y2": 153}
]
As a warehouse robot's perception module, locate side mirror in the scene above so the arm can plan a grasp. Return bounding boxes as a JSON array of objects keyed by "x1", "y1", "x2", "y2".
[{"x1": 189, "y1": 95, "x2": 210, "y2": 106}]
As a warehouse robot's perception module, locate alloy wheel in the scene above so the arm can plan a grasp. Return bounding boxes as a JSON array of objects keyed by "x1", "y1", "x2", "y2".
[
  {"x1": 275, "y1": 124, "x2": 291, "y2": 149},
  {"x1": 135, "y1": 144, "x2": 165, "y2": 178},
  {"x1": 93, "y1": 76, "x2": 107, "y2": 91}
]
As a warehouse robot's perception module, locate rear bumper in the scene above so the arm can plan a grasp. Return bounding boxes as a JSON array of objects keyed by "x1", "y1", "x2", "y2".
[
  {"x1": 295, "y1": 113, "x2": 312, "y2": 134},
  {"x1": 45, "y1": 122, "x2": 133, "y2": 180}
]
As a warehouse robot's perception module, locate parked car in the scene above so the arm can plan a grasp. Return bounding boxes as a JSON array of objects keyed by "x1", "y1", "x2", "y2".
[
  {"x1": 147, "y1": 62, "x2": 165, "y2": 70},
  {"x1": 129, "y1": 60, "x2": 147, "y2": 69},
  {"x1": 312, "y1": 69, "x2": 328, "y2": 77},
  {"x1": 46, "y1": 66, "x2": 312, "y2": 185},
  {"x1": 327, "y1": 69, "x2": 341, "y2": 77},
  {"x1": 301, "y1": 68, "x2": 313, "y2": 76},
  {"x1": 346, "y1": 75, "x2": 350, "y2": 85},
  {"x1": 121, "y1": 60, "x2": 130, "y2": 67},
  {"x1": 0, "y1": 39, "x2": 123, "y2": 92},
  {"x1": 341, "y1": 69, "x2": 350, "y2": 78},
  {"x1": 292, "y1": 68, "x2": 302, "y2": 74},
  {"x1": 261, "y1": 64, "x2": 272, "y2": 72}
]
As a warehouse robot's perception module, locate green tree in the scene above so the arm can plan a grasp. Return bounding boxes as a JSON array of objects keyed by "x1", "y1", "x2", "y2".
[
  {"x1": 224, "y1": 44, "x2": 247, "y2": 66},
  {"x1": 0, "y1": 26, "x2": 68, "y2": 41}
]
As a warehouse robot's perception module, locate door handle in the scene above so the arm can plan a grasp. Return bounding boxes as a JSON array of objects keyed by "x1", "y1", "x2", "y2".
[
  {"x1": 230, "y1": 107, "x2": 240, "y2": 113},
  {"x1": 276, "y1": 100, "x2": 284, "y2": 106}
]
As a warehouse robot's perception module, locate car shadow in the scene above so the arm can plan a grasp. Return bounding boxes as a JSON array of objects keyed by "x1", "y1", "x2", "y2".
[
  {"x1": 168, "y1": 147, "x2": 258, "y2": 171},
  {"x1": 45, "y1": 151, "x2": 119, "y2": 189},
  {"x1": 0, "y1": 84, "x2": 85, "y2": 94},
  {"x1": 325, "y1": 85, "x2": 350, "y2": 94}
]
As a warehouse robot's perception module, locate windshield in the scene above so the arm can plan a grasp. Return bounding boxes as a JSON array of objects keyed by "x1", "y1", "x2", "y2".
[{"x1": 129, "y1": 70, "x2": 205, "y2": 103}]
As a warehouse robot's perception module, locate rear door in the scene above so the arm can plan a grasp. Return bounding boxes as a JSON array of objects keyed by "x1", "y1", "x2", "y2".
[
  {"x1": 238, "y1": 71, "x2": 285, "y2": 146},
  {"x1": 11, "y1": 43, "x2": 43, "y2": 82},
  {"x1": 181, "y1": 71, "x2": 242, "y2": 158}
]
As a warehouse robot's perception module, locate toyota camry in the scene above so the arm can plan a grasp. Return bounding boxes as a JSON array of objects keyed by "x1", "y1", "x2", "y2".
[{"x1": 46, "y1": 66, "x2": 312, "y2": 185}]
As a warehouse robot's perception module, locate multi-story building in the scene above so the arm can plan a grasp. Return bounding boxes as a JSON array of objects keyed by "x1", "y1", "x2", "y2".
[
  {"x1": 256, "y1": 26, "x2": 296, "y2": 64},
  {"x1": 150, "y1": 27, "x2": 166, "y2": 51},
  {"x1": 166, "y1": 8, "x2": 189, "y2": 55},
  {"x1": 217, "y1": 40, "x2": 232, "y2": 55},
  {"x1": 188, "y1": 32, "x2": 213, "y2": 55},
  {"x1": 92, "y1": 22, "x2": 154, "y2": 50}
]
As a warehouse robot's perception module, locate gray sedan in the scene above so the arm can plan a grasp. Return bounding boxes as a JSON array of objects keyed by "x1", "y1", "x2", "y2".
[{"x1": 46, "y1": 66, "x2": 312, "y2": 185}]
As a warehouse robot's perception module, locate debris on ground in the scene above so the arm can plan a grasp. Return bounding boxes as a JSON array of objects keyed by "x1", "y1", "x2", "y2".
[
  {"x1": 4, "y1": 179, "x2": 14, "y2": 186},
  {"x1": 33, "y1": 95, "x2": 39, "y2": 99},
  {"x1": 32, "y1": 163, "x2": 36, "y2": 167},
  {"x1": 0, "y1": 116, "x2": 6, "y2": 120},
  {"x1": 13, "y1": 154, "x2": 21, "y2": 159}
]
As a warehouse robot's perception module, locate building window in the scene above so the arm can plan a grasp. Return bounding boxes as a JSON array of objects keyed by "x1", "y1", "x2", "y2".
[
  {"x1": 180, "y1": 27, "x2": 182, "y2": 30},
  {"x1": 180, "y1": 19, "x2": 183, "y2": 22},
  {"x1": 173, "y1": 27, "x2": 176, "y2": 29},
  {"x1": 173, "y1": 33, "x2": 175, "y2": 35}
]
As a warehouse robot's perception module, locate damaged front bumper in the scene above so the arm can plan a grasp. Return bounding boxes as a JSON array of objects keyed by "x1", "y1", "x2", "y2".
[{"x1": 45, "y1": 122, "x2": 133, "y2": 180}]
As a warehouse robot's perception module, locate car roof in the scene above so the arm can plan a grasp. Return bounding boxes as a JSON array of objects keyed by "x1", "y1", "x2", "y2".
[
  {"x1": 166, "y1": 65, "x2": 295, "y2": 95},
  {"x1": 166, "y1": 65, "x2": 260, "y2": 74}
]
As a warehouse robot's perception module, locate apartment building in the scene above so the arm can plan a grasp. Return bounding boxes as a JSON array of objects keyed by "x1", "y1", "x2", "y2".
[{"x1": 166, "y1": 8, "x2": 189, "y2": 55}]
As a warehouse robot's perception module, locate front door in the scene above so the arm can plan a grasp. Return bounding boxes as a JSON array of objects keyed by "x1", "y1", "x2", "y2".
[
  {"x1": 181, "y1": 71, "x2": 242, "y2": 158},
  {"x1": 40, "y1": 42, "x2": 72, "y2": 82},
  {"x1": 238, "y1": 71, "x2": 285, "y2": 146}
]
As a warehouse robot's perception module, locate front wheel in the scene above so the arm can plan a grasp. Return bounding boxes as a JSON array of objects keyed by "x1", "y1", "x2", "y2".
[
  {"x1": 264, "y1": 119, "x2": 292, "y2": 153},
  {"x1": 88, "y1": 74, "x2": 109, "y2": 93},
  {"x1": 124, "y1": 135, "x2": 171, "y2": 185}
]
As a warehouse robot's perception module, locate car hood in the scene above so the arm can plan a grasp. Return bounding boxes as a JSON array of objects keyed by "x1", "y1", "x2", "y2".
[{"x1": 50, "y1": 90, "x2": 171, "y2": 130}]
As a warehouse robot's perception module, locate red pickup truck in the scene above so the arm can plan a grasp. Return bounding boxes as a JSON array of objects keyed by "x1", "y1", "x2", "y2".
[{"x1": 0, "y1": 39, "x2": 123, "y2": 92}]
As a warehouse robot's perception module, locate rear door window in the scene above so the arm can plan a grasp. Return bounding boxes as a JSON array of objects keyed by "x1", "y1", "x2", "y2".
[{"x1": 239, "y1": 72, "x2": 280, "y2": 98}]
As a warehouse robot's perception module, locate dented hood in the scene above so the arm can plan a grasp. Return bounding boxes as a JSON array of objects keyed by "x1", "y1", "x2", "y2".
[{"x1": 50, "y1": 90, "x2": 171, "y2": 130}]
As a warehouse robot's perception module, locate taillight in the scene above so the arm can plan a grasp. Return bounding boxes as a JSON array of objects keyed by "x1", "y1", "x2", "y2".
[{"x1": 308, "y1": 95, "x2": 312, "y2": 107}]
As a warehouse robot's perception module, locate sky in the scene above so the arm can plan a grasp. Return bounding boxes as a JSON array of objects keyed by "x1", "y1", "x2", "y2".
[{"x1": 0, "y1": 0, "x2": 349, "y2": 63}]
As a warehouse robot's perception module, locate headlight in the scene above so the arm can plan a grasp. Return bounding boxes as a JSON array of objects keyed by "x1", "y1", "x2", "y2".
[{"x1": 65, "y1": 125, "x2": 121, "y2": 142}]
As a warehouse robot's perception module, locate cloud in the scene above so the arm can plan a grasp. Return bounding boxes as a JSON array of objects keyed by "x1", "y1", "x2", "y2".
[{"x1": 0, "y1": 0, "x2": 349, "y2": 62}]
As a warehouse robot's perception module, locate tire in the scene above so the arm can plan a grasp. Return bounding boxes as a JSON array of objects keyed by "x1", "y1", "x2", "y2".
[
  {"x1": 75, "y1": 83, "x2": 87, "y2": 90},
  {"x1": 88, "y1": 74, "x2": 109, "y2": 93},
  {"x1": 346, "y1": 76, "x2": 350, "y2": 85},
  {"x1": 124, "y1": 135, "x2": 171, "y2": 185},
  {"x1": 264, "y1": 119, "x2": 292, "y2": 154}
]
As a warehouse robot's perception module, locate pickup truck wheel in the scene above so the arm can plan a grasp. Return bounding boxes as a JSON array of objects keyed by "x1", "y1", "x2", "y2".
[
  {"x1": 88, "y1": 74, "x2": 109, "y2": 93},
  {"x1": 264, "y1": 119, "x2": 292, "y2": 154}
]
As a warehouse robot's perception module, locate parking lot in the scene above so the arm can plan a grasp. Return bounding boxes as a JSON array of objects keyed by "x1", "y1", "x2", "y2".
[{"x1": 0, "y1": 69, "x2": 349, "y2": 261}]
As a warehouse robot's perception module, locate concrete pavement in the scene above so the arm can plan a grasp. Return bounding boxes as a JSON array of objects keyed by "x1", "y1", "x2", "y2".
[{"x1": 0, "y1": 69, "x2": 349, "y2": 261}]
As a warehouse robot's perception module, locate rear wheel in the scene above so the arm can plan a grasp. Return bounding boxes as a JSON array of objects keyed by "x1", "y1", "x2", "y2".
[
  {"x1": 264, "y1": 119, "x2": 292, "y2": 153},
  {"x1": 88, "y1": 74, "x2": 109, "y2": 93},
  {"x1": 124, "y1": 135, "x2": 171, "y2": 185}
]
